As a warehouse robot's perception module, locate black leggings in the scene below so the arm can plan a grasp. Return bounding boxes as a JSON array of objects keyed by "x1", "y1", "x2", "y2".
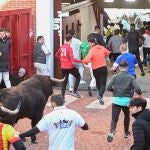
[
  {"x1": 110, "y1": 103, "x2": 130, "y2": 133},
  {"x1": 93, "y1": 66, "x2": 108, "y2": 98},
  {"x1": 61, "y1": 68, "x2": 80, "y2": 98}
]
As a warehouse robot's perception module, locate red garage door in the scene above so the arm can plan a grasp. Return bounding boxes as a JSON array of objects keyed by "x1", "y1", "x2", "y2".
[{"x1": 0, "y1": 8, "x2": 34, "y2": 78}]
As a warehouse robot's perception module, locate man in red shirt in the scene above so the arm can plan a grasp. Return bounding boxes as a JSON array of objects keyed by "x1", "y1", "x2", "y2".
[{"x1": 55, "y1": 34, "x2": 82, "y2": 99}]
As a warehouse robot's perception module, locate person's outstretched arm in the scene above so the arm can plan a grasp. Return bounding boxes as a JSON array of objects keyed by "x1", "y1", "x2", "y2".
[{"x1": 19, "y1": 127, "x2": 40, "y2": 139}]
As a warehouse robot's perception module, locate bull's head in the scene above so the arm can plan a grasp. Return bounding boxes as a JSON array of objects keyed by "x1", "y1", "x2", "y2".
[{"x1": 0, "y1": 101, "x2": 21, "y2": 114}]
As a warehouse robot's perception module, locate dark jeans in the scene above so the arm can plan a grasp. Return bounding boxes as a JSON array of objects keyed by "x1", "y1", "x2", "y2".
[
  {"x1": 61, "y1": 68, "x2": 80, "y2": 98},
  {"x1": 93, "y1": 66, "x2": 108, "y2": 98},
  {"x1": 143, "y1": 54, "x2": 150, "y2": 63},
  {"x1": 129, "y1": 48, "x2": 144, "y2": 72},
  {"x1": 143, "y1": 47, "x2": 150, "y2": 67},
  {"x1": 113, "y1": 53, "x2": 121, "y2": 62},
  {"x1": 110, "y1": 103, "x2": 130, "y2": 133}
]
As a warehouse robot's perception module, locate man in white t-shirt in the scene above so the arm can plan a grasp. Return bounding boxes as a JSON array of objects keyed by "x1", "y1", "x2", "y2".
[
  {"x1": 19, "y1": 94, "x2": 88, "y2": 150},
  {"x1": 68, "y1": 29, "x2": 86, "y2": 92}
]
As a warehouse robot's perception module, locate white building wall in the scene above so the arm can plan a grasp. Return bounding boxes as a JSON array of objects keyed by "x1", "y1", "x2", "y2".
[
  {"x1": 80, "y1": 5, "x2": 97, "y2": 41},
  {"x1": 36, "y1": 0, "x2": 54, "y2": 76}
]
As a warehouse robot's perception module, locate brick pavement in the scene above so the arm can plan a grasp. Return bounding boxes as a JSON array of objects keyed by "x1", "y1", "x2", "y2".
[
  {"x1": 14, "y1": 88, "x2": 150, "y2": 150},
  {"x1": 13, "y1": 69, "x2": 150, "y2": 150}
]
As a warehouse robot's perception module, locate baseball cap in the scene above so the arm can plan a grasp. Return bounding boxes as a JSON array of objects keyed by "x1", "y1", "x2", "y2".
[{"x1": 19, "y1": 68, "x2": 26, "y2": 74}]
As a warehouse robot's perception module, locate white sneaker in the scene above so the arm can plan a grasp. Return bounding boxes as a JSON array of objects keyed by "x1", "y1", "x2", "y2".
[
  {"x1": 71, "y1": 92, "x2": 81, "y2": 98},
  {"x1": 69, "y1": 87, "x2": 73, "y2": 92},
  {"x1": 80, "y1": 80, "x2": 86, "y2": 84}
]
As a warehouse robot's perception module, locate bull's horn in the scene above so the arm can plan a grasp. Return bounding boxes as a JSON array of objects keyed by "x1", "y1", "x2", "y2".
[
  {"x1": 50, "y1": 77, "x2": 65, "y2": 82},
  {"x1": 0, "y1": 101, "x2": 21, "y2": 114}
]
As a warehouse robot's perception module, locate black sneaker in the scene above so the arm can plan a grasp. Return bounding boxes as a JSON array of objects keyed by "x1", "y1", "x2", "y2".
[
  {"x1": 124, "y1": 131, "x2": 131, "y2": 138},
  {"x1": 97, "y1": 96, "x2": 104, "y2": 105},
  {"x1": 107, "y1": 131, "x2": 116, "y2": 142},
  {"x1": 141, "y1": 72, "x2": 145, "y2": 76},
  {"x1": 88, "y1": 86, "x2": 92, "y2": 97},
  {"x1": 71, "y1": 92, "x2": 81, "y2": 98}
]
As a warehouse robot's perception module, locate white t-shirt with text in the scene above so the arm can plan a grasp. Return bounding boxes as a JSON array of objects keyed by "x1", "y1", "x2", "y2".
[{"x1": 36, "y1": 106, "x2": 85, "y2": 150}]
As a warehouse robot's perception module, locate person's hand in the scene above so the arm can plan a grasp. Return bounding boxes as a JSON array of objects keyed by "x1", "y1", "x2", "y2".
[
  {"x1": 0, "y1": 52, "x2": 2, "y2": 56},
  {"x1": 48, "y1": 51, "x2": 51, "y2": 55},
  {"x1": 81, "y1": 60, "x2": 88, "y2": 65}
]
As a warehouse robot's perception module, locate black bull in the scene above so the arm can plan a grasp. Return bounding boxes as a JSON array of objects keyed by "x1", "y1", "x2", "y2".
[{"x1": 0, "y1": 75, "x2": 64, "y2": 142}]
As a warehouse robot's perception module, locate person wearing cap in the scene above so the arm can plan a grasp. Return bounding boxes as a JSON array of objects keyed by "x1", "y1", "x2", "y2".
[
  {"x1": 129, "y1": 97, "x2": 150, "y2": 150},
  {"x1": 10, "y1": 68, "x2": 27, "y2": 86},
  {"x1": 106, "y1": 60, "x2": 142, "y2": 143},
  {"x1": 82, "y1": 33, "x2": 110, "y2": 105},
  {"x1": 0, "y1": 68, "x2": 26, "y2": 88},
  {"x1": 19, "y1": 94, "x2": 88, "y2": 150}
]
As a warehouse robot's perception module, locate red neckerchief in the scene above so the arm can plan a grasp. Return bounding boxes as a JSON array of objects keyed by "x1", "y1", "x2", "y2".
[{"x1": 146, "y1": 31, "x2": 150, "y2": 36}]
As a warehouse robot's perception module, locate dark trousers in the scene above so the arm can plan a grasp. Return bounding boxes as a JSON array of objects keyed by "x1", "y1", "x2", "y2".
[
  {"x1": 143, "y1": 47, "x2": 150, "y2": 67},
  {"x1": 113, "y1": 53, "x2": 121, "y2": 62},
  {"x1": 110, "y1": 103, "x2": 130, "y2": 133},
  {"x1": 129, "y1": 48, "x2": 144, "y2": 72},
  {"x1": 93, "y1": 66, "x2": 108, "y2": 98},
  {"x1": 61, "y1": 68, "x2": 80, "y2": 98}
]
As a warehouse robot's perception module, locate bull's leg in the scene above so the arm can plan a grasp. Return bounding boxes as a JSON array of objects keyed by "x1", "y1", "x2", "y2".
[{"x1": 31, "y1": 113, "x2": 43, "y2": 143}]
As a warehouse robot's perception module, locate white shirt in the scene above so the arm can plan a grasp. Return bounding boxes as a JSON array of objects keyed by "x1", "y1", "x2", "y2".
[
  {"x1": 36, "y1": 106, "x2": 85, "y2": 150},
  {"x1": 42, "y1": 44, "x2": 50, "y2": 55},
  {"x1": 71, "y1": 38, "x2": 82, "y2": 59},
  {"x1": 143, "y1": 33, "x2": 150, "y2": 48}
]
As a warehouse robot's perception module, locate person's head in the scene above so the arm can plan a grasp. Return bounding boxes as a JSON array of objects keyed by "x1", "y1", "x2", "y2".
[
  {"x1": 110, "y1": 23, "x2": 115, "y2": 27},
  {"x1": 18, "y1": 68, "x2": 26, "y2": 77},
  {"x1": 119, "y1": 23, "x2": 123, "y2": 29},
  {"x1": 94, "y1": 25, "x2": 100, "y2": 33},
  {"x1": 50, "y1": 94, "x2": 64, "y2": 109},
  {"x1": 145, "y1": 25, "x2": 150, "y2": 31},
  {"x1": 130, "y1": 23, "x2": 135, "y2": 30},
  {"x1": 37, "y1": 36, "x2": 44, "y2": 43},
  {"x1": 147, "y1": 21, "x2": 150, "y2": 26},
  {"x1": 4, "y1": 28, "x2": 10, "y2": 38},
  {"x1": 65, "y1": 34, "x2": 72, "y2": 44},
  {"x1": 120, "y1": 43, "x2": 127, "y2": 54},
  {"x1": 143, "y1": 21, "x2": 147, "y2": 27},
  {"x1": 68, "y1": 29, "x2": 75, "y2": 37},
  {"x1": 129, "y1": 97, "x2": 147, "y2": 115},
  {"x1": 119, "y1": 59, "x2": 128, "y2": 71},
  {"x1": 0, "y1": 28, "x2": 5, "y2": 39},
  {"x1": 87, "y1": 33, "x2": 97, "y2": 48},
  {"x1": 115, "y1": 29, "x2": 120, "y2": 35}
]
